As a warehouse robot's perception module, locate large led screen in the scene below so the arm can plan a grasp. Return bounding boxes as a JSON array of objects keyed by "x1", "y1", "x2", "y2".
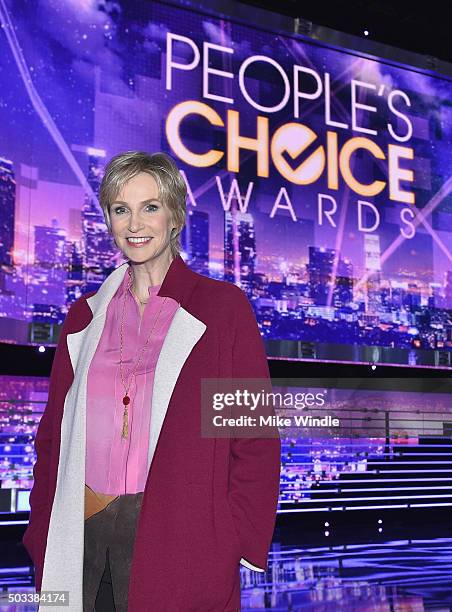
[{"x1": 0, "y1": 0, "x2": 451, "y2": 366}]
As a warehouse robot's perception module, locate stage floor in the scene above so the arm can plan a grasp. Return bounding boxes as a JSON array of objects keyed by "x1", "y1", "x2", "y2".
[
  {"x1": 1, "y1": 536, "x2": 452, "y2": 610},
  {"x1": 241, "y1": 537, "x2": 452, "y2": 610}
]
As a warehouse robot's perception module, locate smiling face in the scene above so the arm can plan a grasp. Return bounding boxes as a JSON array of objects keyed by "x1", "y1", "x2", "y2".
[{"x1": 109, "y1": 172, "x2": 175, "y2": 263}]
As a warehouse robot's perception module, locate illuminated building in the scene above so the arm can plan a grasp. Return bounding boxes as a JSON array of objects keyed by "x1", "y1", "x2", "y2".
[
  {"x1": 181, "y1": 209, "x2": 209, "y2": 275},
  {"x1": 224, "y1": 206, "x2": 256, "y2": 294},
  {"x1": 0, "y1": 156, "x2": 15, "y2": 269},
  {"x1": 81, "y1": 152, "x2": 117, "y2": 292},
  {"x1": 307, "y1": 246, "x2": 335, "y2": 306},
  {"x1": 364, "y1": 234, "x2": 382, "y2": 313}
]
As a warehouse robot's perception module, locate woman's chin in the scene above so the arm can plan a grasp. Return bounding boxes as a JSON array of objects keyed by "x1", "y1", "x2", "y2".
[{"x1": 122, "y1": 246, "x2": 171, "y2": 263}]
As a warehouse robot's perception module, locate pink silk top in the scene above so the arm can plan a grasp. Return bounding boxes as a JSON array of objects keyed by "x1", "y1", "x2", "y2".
[{"x1": 85, "y1": 265, "x2": 180, "y2": 494}]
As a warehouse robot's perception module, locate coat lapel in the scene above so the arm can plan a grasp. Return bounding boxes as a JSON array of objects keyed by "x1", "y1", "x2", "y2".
[
  {"x1": 65, "y1": 262, "x2": 129, "y2": 374},
  {"x1": 146, "y1": 306, "x2": 206, "y2": 472},
  {"x1": 39, "y1": 258, "x2": 206, "y2": 611}
]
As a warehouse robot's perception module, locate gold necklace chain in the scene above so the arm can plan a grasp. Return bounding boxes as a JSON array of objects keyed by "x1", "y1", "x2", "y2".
[{"x1": 119, "y1": 267, "x2": 167, "y2": 438}]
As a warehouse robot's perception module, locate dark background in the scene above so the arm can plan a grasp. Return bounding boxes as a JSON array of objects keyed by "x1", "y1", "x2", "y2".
[{"x1": 241, "y1": 0, "x2": 450, "y2": 63}]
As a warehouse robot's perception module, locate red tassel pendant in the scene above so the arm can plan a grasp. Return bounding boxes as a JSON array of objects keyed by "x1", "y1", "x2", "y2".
[{"x1": 122, "y1": 395, "x2": 130, "y2": 438}]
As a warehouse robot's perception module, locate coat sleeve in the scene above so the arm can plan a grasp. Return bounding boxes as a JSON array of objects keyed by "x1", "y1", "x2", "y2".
[
  {"x1": 22, "y1": 296, "x2": 88, "y2": 578},
  {"x1": 227, "y1": 286, "x2": 281, "y2": 572}
]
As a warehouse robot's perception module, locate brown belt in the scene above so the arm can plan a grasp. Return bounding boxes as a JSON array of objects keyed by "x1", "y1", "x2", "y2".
[{"x1": 84, "y1": 483, "x2": 119, "y2": 521}]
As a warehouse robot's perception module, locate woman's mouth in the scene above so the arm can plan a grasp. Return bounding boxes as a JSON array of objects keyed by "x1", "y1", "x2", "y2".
[{"x1": 126, "y1": 237, "x2": 152, "y2": 248}]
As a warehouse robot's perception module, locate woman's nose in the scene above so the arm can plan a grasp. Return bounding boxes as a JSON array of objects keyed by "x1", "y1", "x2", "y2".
[{"x1": 128, "y1": 214, "x2": 145, "y2": 232}]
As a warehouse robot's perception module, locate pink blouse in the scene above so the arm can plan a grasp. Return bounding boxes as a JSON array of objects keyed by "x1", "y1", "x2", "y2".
[{"x1": 85, "y1": 265, "x2": 179, "y2": 495}]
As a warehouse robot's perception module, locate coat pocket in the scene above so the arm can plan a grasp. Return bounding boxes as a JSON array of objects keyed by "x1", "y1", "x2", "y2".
[
  {"x1": 184, "y1": 484, "x2": 241, "y2": 610},
  {"x1": 225, "y1": 496, "x2": 242, "y2": 559},
  {"x1": 185, "y1": 483, "x2": 241, "y2": 562}
]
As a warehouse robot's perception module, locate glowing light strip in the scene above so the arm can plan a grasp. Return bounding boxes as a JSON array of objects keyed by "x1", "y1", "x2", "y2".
[
  {"x1": 278, "y1": 504, "x2": 410, "y2": 512},
  {"x1": 283, "y1": 478, "x2": 452, "y2": 483},
  {"x1": 282, "y1": 450, "x2": 452, "y2": 460},
  {"x1": 268, "y1": 356, "x2": 452, "y2": 370},
  {"x1": 0, "y1": 566, "x2": 32, "y2": 574},
  {"x1": 396, "y1": 452, "x2": 452, "y2": 456},
  {"x1": 280, "y1": 444, "x2": 452, "y2": 449},
  {"x1": 284, "y1": 464, "x2": 452, "y2": 476},
  {"x1": 282, "y1": 459, "x2": 452, "y2": 464},
  {"x1": 282, "y1": 467, "x2": 452, "y2": 473},
  {"x1": 280, "y1": 486, "x2": 452, "y2": 493},
  {"x1": 281, "y1": 493, "x2": 452, "y2": 502},
  {"x1": 411, "y1": 502, "x2": 452, "y2": 508}
]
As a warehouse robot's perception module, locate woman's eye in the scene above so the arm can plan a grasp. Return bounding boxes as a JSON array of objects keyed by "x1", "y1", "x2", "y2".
[{"x1": 112, "y1": 204, "x2": 158, "y2": 214}]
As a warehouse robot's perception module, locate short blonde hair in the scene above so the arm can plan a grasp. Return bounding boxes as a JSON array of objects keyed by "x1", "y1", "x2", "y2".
[{"x1": 99, "y1": 151, "x2": 186, "y2": 258}]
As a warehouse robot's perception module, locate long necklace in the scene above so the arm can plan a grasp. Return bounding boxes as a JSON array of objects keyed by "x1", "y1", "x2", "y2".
[{"x1": 119, "y1": 268, "x2": 167, "y2": 439}]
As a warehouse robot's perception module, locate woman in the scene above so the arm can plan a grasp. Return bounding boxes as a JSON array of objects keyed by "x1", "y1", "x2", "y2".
[{"x1": 22, "y1": 151, "x2": 281, "y2": 612}]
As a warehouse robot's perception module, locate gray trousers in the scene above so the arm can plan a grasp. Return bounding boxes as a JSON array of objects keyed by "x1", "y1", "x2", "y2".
[{"x1": 83, "y1": 492, "x2": 144, "y2": 612}]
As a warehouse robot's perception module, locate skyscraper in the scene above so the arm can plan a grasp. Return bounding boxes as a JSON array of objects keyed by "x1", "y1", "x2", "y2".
[
  {"x1": 33, "y1": 221, "x2": 67, "y2": 315},
  {"x1": 181, "y1": 209, "x2": 209, "y2": 275},
  {"x1": 68, "y1": 208, "x2": 82, "y2": 242},
  {"x1": 81, "y1": 152, "x2": 117, "y2": 292},
  {"x1": 307, "y1": 246, "x2": 335, "y2": 306},
  {"x1": 334, "y1": 258, "x2": 354, "y2": 307},
  {"x1": 445, "y1": 270, "x2": 452, "y2": 309},
  {"x1": 224, "y1": 205, "x2": 256, "y2": 294},
  {"x1": 34, "y1": 222, "x2": 66, "y2": 269},
  {"x1": 364, "y1": 234, "x2": 382, "y2": 313},
  {"x1": 0, "y1": 156, "x2": 16, "y2": 268}
]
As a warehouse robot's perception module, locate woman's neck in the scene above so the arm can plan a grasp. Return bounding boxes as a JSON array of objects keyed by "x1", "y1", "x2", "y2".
[{"x1": 128, "y1": 255, "x2": 173, "y2": 301}]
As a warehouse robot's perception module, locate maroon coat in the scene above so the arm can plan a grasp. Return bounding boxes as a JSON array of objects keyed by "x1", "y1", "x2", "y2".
[{"x1": 22, "y1": 255, "x2": 281, "y2": 611}]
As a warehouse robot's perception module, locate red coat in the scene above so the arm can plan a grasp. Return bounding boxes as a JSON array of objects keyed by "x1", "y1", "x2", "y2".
[{"x1": 22, "y1": 254, "x2": 281, "y2": 611}]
